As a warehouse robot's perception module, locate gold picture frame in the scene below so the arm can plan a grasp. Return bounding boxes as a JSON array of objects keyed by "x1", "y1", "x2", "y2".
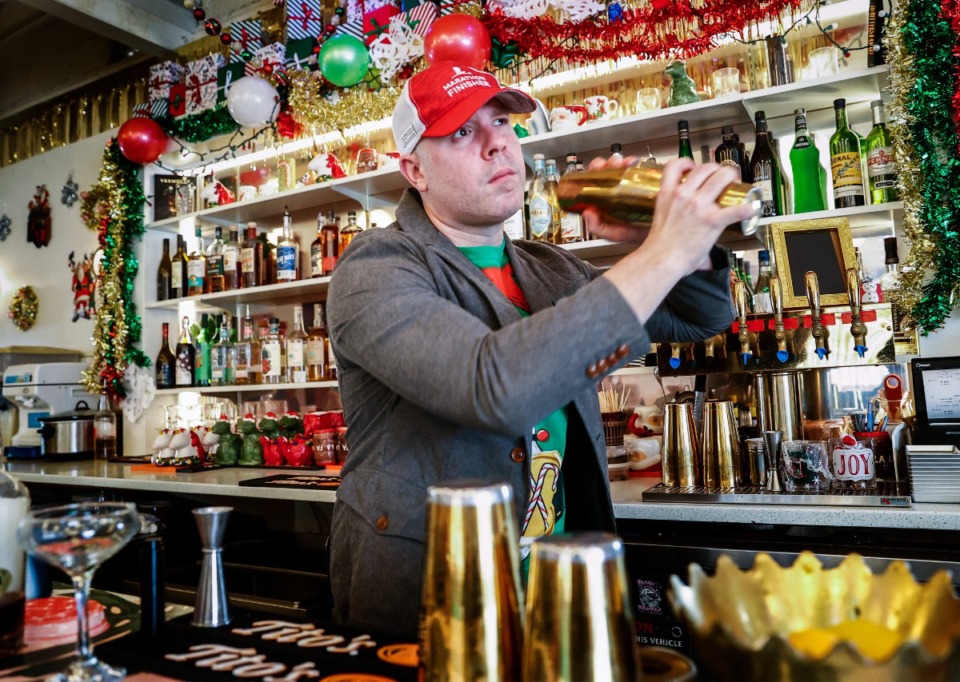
[{"x1": 769, "y1": 217, "x2": 856, "y2": 309}]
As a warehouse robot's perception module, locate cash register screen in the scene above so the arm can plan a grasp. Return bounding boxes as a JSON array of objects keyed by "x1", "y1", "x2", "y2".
[
  {"x1": 912, "y1": 357, "x2": 960, "y2": 446},
  {"x1": 920, "y1": 368, "x2": 960, "y2": 422}
]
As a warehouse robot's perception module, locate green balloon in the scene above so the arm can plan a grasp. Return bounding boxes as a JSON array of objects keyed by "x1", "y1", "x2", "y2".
[{"x1": 319, "y1": 35, "x2": 370, "y2": 87}]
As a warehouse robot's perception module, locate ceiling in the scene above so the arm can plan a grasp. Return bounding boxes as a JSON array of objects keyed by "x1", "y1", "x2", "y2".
[{"x1": 0, "y1": 0, "x2": 270, "y2": 126}]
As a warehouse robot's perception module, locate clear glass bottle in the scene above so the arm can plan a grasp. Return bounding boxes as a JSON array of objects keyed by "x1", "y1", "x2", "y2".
[
  {"x1": 677, "y1": 120, "x2": 694, "y2": 160},
  {"x1": 155, "y1": 322, "x2": 176, "y2": 389},
  {"x1": 339, "y1": 211, "x2": 362, "y2": 254},
  {"x1": 187, "y1": 226, "x2": 207, "y2": 296},
  {"x1": 276, "y1": 206, "x2": 299, "y2": 283},
  {"x1": 753, "y1": 250, "x2": 774, "y2": 313},
  {"x1": 174, "y1": 315, "x2": 195, "y2": 388},
  {"x1": 527, "y1": 153, "x2": 554, "y2": 243},
  {"x1": 559, "y1": 153, "x2": 584, "y2": 243},
  {"x1": 286, "y1": 304, "x2": 308, "y2": 383},
  {"x1": 609, "y1": 143, "x2": 623, "y2": 161},
  {"x1": 234, "y1": 307, "x2": 262, "y2": 385},
  {"x1": 307, "y1": 303, "x2": 329, "y2": 382},
  {"x1": 222, "y1": 227, "x2": 241, "y2": 290},
  {"x1": 261, "y1": 317, "x2": 284, "y2": 384},
  {"x1": 865, "y1": 100, "x2": 899, "y2": 204},
  {"x1": 93, "y1": 382, "x2": 117, "y2": 460},
  {"x1": 319, "y1": 210, "x2": 339, "y2": 276},
  {"x1": 544, "y1": 158, "x2": 563, "y2": 245},
  {"x1": 157, "y1": 238, "x2": 172, "y2": 301},
  {"x1": 205, "y1": 226, "x2": 225, "y2": 293},
  {"x1": 830, "y1": 98, "x2": 866, "y2": 209},
  {"x1": 789, "y1": 108, "x2": 828, "y2": 213},
  {"x1": 877, "y1": 237, "x2": 919, "y2": 356},
  {"x1": 171, "y1": 234, "x2": 188, "y2": 299},
  {"x1": 750, "y1": 110, "x2": 786, "y2": 217},
  {"x1": 241, "y1": 222, "x2": 264, "y2": 288},
  {"x1": 211, "y1": 315, "x2": 234, "y2": 386},
  {"x1": 0, "y1": 468, "x2": 29, "y2": 655}
]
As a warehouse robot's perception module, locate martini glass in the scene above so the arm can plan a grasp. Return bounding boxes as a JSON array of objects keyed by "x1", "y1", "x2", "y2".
[{"x1": 17, "y1": 502, "x2": 140, "y2": 682}]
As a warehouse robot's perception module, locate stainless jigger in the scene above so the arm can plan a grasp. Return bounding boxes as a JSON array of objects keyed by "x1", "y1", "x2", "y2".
[
  {"x1": 762, "y1": 431, "x2": 783, "y2": 492},
  {"x1": 192, "y1": 506, "x2": 232, "y2": 627}
]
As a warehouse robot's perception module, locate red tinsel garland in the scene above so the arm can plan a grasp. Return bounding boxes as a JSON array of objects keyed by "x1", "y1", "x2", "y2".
[
  {"x1": 483, "y1": 0, "x2": 806, "y2": 64},
  {"x1": 942, "y1": 0, "x2": 960, "y2": 142}
]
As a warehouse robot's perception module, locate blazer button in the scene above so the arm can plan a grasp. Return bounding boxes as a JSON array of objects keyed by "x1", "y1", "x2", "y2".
[
  {"x1": 596, "y1": 358, "x2": 609, "y2": 372},
  {"x1": 606, "y1": 353, "x2": 619, "y2": 366},
  {"x1": 375, "y1": 515, "x2": 389, "y2": 531},
  {"x1": 616, "y1": 343, "x2": 631, "y2": 358},
  {"x1": 586, "y1": 364, "x2": 599, "y2": 378},
  {"x1": 510, "y1": 448, "x2": 526, "y2": 463}
]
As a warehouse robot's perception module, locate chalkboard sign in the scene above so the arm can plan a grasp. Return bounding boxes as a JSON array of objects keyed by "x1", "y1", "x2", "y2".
[{"x1": 771, "y1": 218, "x2": 856, "y2": 309}]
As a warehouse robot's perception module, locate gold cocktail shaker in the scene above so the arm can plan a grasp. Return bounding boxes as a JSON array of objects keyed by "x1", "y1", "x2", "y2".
[
  {"x1": 420, "y1": 482, "x2": 523, "y2": 681},
  {"x1": 556, "y1": 163, "x2": 762, "y2": 236}
]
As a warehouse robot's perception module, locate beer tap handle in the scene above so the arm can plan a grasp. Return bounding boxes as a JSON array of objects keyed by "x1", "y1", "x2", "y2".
[
  {"x1": 770, "y1": 276, "x2": 788, "y2": 363},
  {"x1": 847, "y1": 267, "x2": 868, "y2": 358},
  {"x1": 669, "y1": 342, "x2": 682, "y2": 369},
  {"x1": 735, "y1": 280, "x2": 752, "y2": 366},
  {"x1": 805, "y1": 271, "x2": 829, "y2": 360}
]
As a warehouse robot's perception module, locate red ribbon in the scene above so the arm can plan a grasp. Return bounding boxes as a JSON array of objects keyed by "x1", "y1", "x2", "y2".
[
  {"x1": 186, "y1": 73, "x2": 217, "y2": 105},
  {"x1": 288, "y1": 2, "x2": 320, "y2": 31}
]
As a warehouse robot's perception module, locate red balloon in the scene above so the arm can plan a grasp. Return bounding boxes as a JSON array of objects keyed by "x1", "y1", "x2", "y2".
[
  {"x1": 117, "y1": 118, "x2": 168, "y2": 165},
  {"x1": 424, "y1": 14, "x2": 491, "y2": 70}
]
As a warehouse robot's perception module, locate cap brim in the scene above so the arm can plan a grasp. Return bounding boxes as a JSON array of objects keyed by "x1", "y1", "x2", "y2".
[{"x1": 422, "y1": 88, "x2": 537, "y2": 139}]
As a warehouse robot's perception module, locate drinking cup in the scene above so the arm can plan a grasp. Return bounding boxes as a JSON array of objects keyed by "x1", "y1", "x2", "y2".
[
  {"x1": 549, "y1": 105, "x2": 589, "y2": 131},
  {"x1": 356, "y1": 147, "x2": 378, "y2": 174},
  {"x1": 781, "y1": 440, "x2": 831, "y2": 491},
  {"x1": 808, "y1": 46, "x2": 840, "y2": 78},
  {"x1": 635, "y1": 87, "x2": 662, "y2": 113},
  {"x1": 711, "y1": 67, "x2": 741, "y2": 98},
  {"x1": 584, "y1": 95, "x2": 620, "y2": 121}
]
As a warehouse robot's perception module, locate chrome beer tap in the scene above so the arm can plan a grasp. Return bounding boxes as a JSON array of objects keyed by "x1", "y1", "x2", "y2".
[
  {"x1": 805, "y1": 271, "x2": 830, "y2": 360},
  {"x1": 770, "y1": 276, "x2": 789, "y2": 363},
  {"x1": 734, "y1": 280, "x2": 754, "y2": 366},
  {"x1": 847, "y1": 267, "x2": 868, "y2": 358},
  {"x1": 703, "y1": 333, "x2": 727, "y2": 363}
]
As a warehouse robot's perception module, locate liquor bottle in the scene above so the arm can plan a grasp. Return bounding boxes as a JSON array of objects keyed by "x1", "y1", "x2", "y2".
[
  {"x1": 195, "y1": 313, "x2": 213, "y2": 387},
  {"x1": 286, "y1": 304, "x2": 308, "y2": 383},
  {"x1": 830, "y1": 98, "x2": 866, "y2": 208},
  {"x1": 241, "y1": 222, "x2": 264, "y2": 288},
  {"x1": 234, "y1": 308, "x2": 262, "y2": 385},
  {"x1": 187, "y1": 227, "x2": 206, "y2": 296},
  {"x1": 677, "y1": 120, "x2": 694, "y2": 160},
  {"x1": 277, "y1": 206, "x2": 299, "y2": 283},
  {"x1": 750, "y1": 111, "x2": 786, "y2": 217},
  {"x1": 733, "y1": 133, "x2": 751, "y2": 182},
  {"x1": 789, "y1": 108, "x2": 828, "y2": 213},
  {"x1": 559, "y1": 154, "x2": 584, "y2": 243},
  {"x1": 737, "y1": 257, "x2": 755, "y2": 312},
  {"x1": 527, "y1": 154, "x2": 554, "y2": 242},
  {"x1": 502, "y1": 208, "x2": 525, "y2": 241},
  {"x1": 171, "y1": 234, "x2": 188, "y2": 299},
  {"x1": 878, "y1": 237, "x2": 919, "y2": 356},
  {"x1": 206, "y1": 226, "x2": 225, "y2": 293},
  {"x1": 865, "y1": 100, "x2": 899, "y2": 204},
  {"x1": 544, "y1": 158, "x2": 563, "y2": 245},
  {"x1": 318, "y1": 210, "x2": 339, "y2": 276},
  {"x1": 155, "y1": 322, "x2": 176, "y2": 389},
  {"x1": 261, "y1": 317, "x2": 284, "y2": 384},
  {"x1": 867, "y1": 0, "x2": 888, "y2": 67},
  {"x1": 211, "y1": 315, "x2": 234, "y2": 386},
  {"x1": 609, "y1": 143, "x2": 623, "y2": 161},
  {"x1": 93, "y1": 383, "x2": 117, "y2": 460},
  {"x1": 157, "y1": 238, "x2": 172, "y2": 301},
  {"x1": 307, "y1": 303, "x2": 329, "y2": 381},
  {"x1": 222, "y1": 228, "x2": 241, "y2": 290},
  {"x1": 339, "y1": 211, "x2": 362, "y2": 254},
  {"x1": 174, "y1": 315, "x2": 195, "y2": 387},
  {"x1": 753, "y1": 250, "x2": 774, "y2": 313},
  {"x1": 714, "y1": 126, "x2": 744, "y2": 179},
  {"x1": 264, "y1": 232, "x2": 277, "y2": 285}
]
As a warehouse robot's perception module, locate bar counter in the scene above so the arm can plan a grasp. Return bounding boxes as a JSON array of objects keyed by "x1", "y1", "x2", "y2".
[{"x1": 5, "y1": 460, "x2": 960, "y2": 531}]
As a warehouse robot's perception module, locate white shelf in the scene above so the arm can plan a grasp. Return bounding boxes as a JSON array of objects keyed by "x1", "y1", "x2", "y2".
[
  {"x1": 145, "y1": 277, "x2": 332, "y2": 311},
  {"x1": 156, "y1": 380, "x2": 338, "y2": 396}
]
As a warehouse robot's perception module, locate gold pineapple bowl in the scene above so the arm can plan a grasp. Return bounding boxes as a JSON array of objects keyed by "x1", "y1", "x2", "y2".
[{"x1": 668, "y1": 552, "x2": 960, "y2": 681}]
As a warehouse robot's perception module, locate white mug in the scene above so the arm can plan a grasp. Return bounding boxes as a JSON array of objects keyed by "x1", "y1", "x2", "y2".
[
  {"x1": 549, "y1": 105, "x2": 589, "y2": 131},
  {"x1": 584, "y1": 95, "x2": 620, "y2": 121}
]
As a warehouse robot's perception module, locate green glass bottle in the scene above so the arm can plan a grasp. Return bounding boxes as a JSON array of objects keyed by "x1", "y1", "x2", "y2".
[
  {"x1": 750, "y1": 110, "x2": 786, "y2": 217},
  {"x1": 865, "y1": 100, "x2": 899, "y2": 204},
  {"x1": 789, "y1": 108, "x2": 827, "y2": 213},
  {"x1": 830, "y1": 98, "x2": 865, "y2": 208},
  {"x1": 677, "y1": 120, "x2": 694, "y2": 160}
]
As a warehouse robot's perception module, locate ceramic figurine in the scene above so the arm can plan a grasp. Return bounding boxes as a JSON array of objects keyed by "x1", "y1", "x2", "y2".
[
  {"x1": 666, "y1": 60, "x2": 701, "y2": 107},
  {"x1": 211, "y1": 418, "x2": 240, "y2": 466},
  {"x1": 279, "y1": 410, "x2": 304, "y2": 439},
  {"x1": 238, "y1": 414, "x2": 264, "y2": 466},
  {"x1": 258, "y1": 412, "x2": 281, "y2": 440}
]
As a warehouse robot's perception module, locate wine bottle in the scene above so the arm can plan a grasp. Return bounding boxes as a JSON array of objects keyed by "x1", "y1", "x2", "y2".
[
  {"x1": 174, "y1": 316, "x2": 195, "y2": 388},
  {"x1": 187, "y1": 226, "x2": 206, "y2": 296},
  {"x1": 677, "y1": 120, "x2": 694, "y2": 160},
  {"x1": 307, "y1": 303, "x2": 329, "y2": 382},
  {"x1": 222, "y1": 228, "x2": 241, "y2": 290},
  {"x1": 750, "y1": 110, "x2": 786, "y2": 217},
  {"x1": 789, "y1": 108, "x2": 828, "y2": 213},
  {"x1": 286, "y1": 305, "x2": 308, "y2": 383},
  {"x1": 865, "y1": 100, "x2": 899, "y2": 204},
  {"x1": 714, "y1": 126, "x2": 744, "y2": 179},
  {"x1": 155, "y1": 322, "x2": 176, "y2": 389},
  {"x1": 157, "y1": 238, "x2": 172, "y2": 301},
  {"x1": 170, "y1": 235, "x2": 188, "y2": 299},
  {"x1": 195, "y1": 313, "x2": 213, "y2": 387},
  {"x1": 240, "y1": 222, "x2": 264, "y2": 288},
  {"x1": 830, "y1": 98, "x2": 866, "y2": 208}
]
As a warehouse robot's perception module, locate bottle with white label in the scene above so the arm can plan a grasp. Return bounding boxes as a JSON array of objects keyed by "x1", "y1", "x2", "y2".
[
  {"x1": 261, "y1": 317, "x2": 284, "y2": 384},
  {"x1": 285, "y1": 305, "x2": 308, "y2": 383},
  {"x1": 527, "y1": 154, "x2": 554, "y2": 242},
  {"x1": 559, "y1": 153, "x2": 584, "y2": 243},
  {"x1": 750, "y1": 110, "x2": 786, "y2": 217},
  {"x1": 276, "y1": 206, "x2": 299, "y2": 283},
  {"x1": 865, "y1": 100, "x2": 899, "y2": 204},
  {"x1": 307, "y1": 303, "x2": 328, "y2": 381},
  {"x1": 503, "y1": 209, "x2": 525, "y2": 241},
  {"x1": 211, "y1": 315, "x2": 234, "y2": 386}
]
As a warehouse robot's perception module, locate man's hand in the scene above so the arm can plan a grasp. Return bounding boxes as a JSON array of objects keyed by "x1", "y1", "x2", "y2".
[{"x1": 580, "y1": 155, "x2": 651, "y2": 244}]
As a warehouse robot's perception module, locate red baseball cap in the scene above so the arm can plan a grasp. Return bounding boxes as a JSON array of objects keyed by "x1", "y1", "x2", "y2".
[{"x1": 392, "y1": 62, "x2": 537, "y2": 154}]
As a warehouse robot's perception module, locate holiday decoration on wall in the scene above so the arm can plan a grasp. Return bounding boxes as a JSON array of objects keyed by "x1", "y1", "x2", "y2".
[
  {"x1": 61, "y1": 175, "x2": 80, "y2": 208},
  {"x1": 27, "y1": 185, "x2": 51, "y2": 248},
  {"x1": 82, "y1": 139, "x2": 150, "y2": 401},
  {"x1": 67, "y1": 251, "x2": 97, "y2": 322},
  {"x1": 0, "y1": 214, "x2": 11, "y2": 242},
  {"x1": 7, "y1": 286, "x2": 38, "y2": 331}
]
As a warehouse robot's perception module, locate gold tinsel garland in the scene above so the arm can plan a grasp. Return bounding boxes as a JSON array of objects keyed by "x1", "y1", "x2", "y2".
[
  {"x1": 7, "y1": 286, "x2": 39, "y2": 331},
  {"x1": 285, "y1": 70, "x2": 401, "y2": 137},
  {"x1": 884, "y1": 0, "x2": 933, "y2": 321}
]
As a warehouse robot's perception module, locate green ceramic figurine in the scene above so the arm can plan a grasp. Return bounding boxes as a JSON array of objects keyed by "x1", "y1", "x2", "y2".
[
  {"x1": 279, "y1": 410, "x2": 304, "y2": 439},
  {"x1": 258, "y1": 412, "x2": 281, "y2": 440},
  {"x1": 238, "y1": 414, "x2": 264, "y2": 466},
  {"x1": 212, "y1": 418, "x2": 241, "y2": 466},
  {"x1": 666, "y1": 60, "x2": 701, "y2": 107}
]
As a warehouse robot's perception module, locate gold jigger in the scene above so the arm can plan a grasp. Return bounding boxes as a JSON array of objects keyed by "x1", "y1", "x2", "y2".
[
  {"x1": 557, "y1": 162, "x2": 762, "y2": 236},
  {"x1": 420, "y1": 482, "x2": 523, "y2": 682},
  {"x1": 702, "y1": 400, "x2": 740, "y2": 488},
  {"x1": 522, "y1": 533, "x2": 642, "y2": 682},
  {"x1": 662, "y1": 402, "x2": 700, "y2": 487}
]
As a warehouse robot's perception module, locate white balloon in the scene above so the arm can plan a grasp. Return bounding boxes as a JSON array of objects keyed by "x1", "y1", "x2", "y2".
[{"x1": 226, "y1": 75, "x2": 280, "y2": 128}]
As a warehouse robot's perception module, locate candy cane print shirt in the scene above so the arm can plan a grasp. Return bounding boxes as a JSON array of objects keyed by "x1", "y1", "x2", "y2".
[{"x1": 458, "y1": 240, "x2": 569, "y2": 561}]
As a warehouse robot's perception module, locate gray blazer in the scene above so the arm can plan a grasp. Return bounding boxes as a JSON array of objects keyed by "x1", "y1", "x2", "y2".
[{"x1": 326, "y1": 189, "x2": 735, "y2": 634}]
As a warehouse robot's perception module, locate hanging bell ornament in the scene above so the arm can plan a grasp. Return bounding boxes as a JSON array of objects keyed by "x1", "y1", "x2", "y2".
[
  {"x1": 204, "y1": 18, "x2": 222, "y2": 35},
  {"x1": 220, "y1": 31, "x2": 233, "y2": 45},
  {"x1": 193, "y1": 7, "x2": 206, "y2": 21}
]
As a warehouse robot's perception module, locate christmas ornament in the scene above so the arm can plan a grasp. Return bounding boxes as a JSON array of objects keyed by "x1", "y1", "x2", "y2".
[
  {"x1": 226, "y1": 75, "x2": 280, "y2": 127},
  {"x1": 204, "y1": 18, "x2": 222, "y2": 35},
  {"x1": 220, "y1": 31, "x2": 233, "y2": 45},
  {"x1": 27, "y1": 185, "x2": 51, "y2": 248},
  {"x1": 369, "y1": 15, "x2": 425, "y2": 83},
  {"x1": 67, "y1": 251, "x2": 96, "y2": 322},
  {"x1": 122, "y1": 363, "x2": 156, "y2": 424},
  {"x1": 286, "y1": 68, "x2": 399, "y2": 134},
  {"x1": 7, "y1": 286, "x2": 38, "y2": 331},
  {"x1": 424, "y1": 13, "x2": 491, "y2": 68},
  {"x1": 318, "y1": 34, "x2": 370, "y2": 87},
  {"x1": 61, "y1": 174, "x2": 80, "y2": 207},
  {"x1": 117, "y1": 117, "x2": 168, "y2": 164},
  {"x1": 0, "y1": 213, "x2": 11, "y2": 241}
]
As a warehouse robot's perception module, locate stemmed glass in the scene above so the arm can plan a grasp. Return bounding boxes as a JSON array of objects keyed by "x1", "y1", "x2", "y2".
[{"x1": 17, "y1": 502, "x2": 140, "y2": 682}]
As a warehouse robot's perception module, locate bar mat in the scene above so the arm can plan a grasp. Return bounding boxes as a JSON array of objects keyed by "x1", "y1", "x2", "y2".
[
  {"x1": 238, "y1": 474, "x2": 341, "y2": 490},
  {"x1": 97, "y1": 613, "x2": 418, "y2": 681},
  {"x1": 641, "y1": 481, "x2": 912, "y2": 507}
]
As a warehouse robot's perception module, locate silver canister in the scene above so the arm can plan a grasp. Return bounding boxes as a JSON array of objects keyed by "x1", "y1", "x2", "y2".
[
  {"x1": 756, "y1": 371, "x2": 804, "y2": 441},
  {"x1": 662, "y1": 402, "x2": 700, "y2": 487}
]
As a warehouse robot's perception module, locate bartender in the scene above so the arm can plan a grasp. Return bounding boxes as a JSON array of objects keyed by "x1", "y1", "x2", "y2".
[{"x1": 326, "y1": 61, "x2": 757, "y2": 637}]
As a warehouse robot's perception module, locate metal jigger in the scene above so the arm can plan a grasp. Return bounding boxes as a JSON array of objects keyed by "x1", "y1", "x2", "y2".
[
  {"x1": 191, "y1": 506, "x2": 232, "y2": 628},
  {"x1": 762, "y1": 431, "x2": 784, "y2": 492},
  {"x1": 522, "y1": 533, "x2": 642, "y2": 682}
]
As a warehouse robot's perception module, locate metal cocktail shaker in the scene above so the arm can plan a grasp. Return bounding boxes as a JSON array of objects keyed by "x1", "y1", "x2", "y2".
[
  {"x1": 662, "y1": 402, "x2": 700, "y2": 487},
  {"x1": 191, "y1": 506, "x2": 232, "y2": 628},
  {"x1": 556, "y1": 163, "x2": 762, "y2": 236}
]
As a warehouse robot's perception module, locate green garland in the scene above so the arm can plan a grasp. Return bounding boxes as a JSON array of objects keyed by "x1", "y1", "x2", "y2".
[
  {"x1": 82, "y1": 139, "x2": 150, "y2": 400},
  {"x1": 894, "y1": 0, "x2": 960, "y2": 332},
  {"x1": 155, "y1": 107, "x2": 239, "y2": 144}
]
